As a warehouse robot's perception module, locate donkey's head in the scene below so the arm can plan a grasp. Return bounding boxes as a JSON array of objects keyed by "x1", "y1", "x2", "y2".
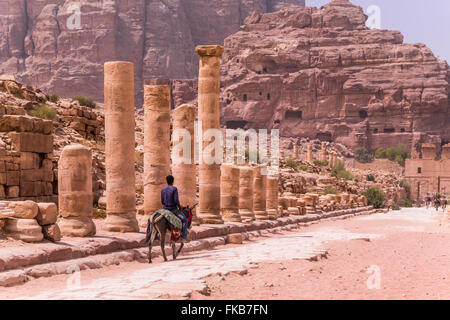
[{"x1": 182, "y1": 203, "x2": 198, "y2": 229}]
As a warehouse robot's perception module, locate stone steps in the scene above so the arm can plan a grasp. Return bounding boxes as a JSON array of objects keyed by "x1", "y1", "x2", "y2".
[{"x1": 0, "y1": 206, "x2": 376, "y2": 287}]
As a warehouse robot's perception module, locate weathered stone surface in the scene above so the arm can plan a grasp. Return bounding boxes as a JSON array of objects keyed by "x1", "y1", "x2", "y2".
[
  {"x1": 58, "y1": 144, "x2": 95, "y2": 237},
  {"x1": 175, "y1": 1, "x2": 450, "y2": 151},
  {"x1": 226, "y1": 233, "x2": 243, "y2": 244},
  {"x1": 0, "y1": 0, "x2": 305, "y2": 106},
  {"x1": 7, "y1": 201, "x2": 38, "y2": 219},
  {"x1": 143, "y1": 81, "x2": 171, "y2": 216},
  {"x1": 36, "y1": 203, "x2": 58, "y2": 226},
  {"x1": 4, "y1": 218, "x2": 44, "y2": 243},
  {"x1": 103, "y1": 62, "x2": 138, "y2": 233},
  {"x1": 220, "y1": 165, "x2": 241, "y2": 222},
  {"x1": 42, "y1": 224, "x2": 62, "y2": 242}
]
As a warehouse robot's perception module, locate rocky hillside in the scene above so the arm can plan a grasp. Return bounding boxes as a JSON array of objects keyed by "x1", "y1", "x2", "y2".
[
  {"x1": 0, "y1": 0, "x2": 305, "y2": 106},
  {"x1": 176, "y1": 0, "x2": 450, "y2": 151}
]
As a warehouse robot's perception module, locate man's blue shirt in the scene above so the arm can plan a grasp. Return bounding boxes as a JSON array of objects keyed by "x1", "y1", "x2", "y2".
[{"x1": 161, "y1": 185, "x2": 181, "y2": 211}]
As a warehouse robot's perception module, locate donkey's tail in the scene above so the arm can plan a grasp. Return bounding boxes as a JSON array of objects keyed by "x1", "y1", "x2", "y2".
[{"x1": 145, "y1": 219, "x2": 153, "y2": 244}]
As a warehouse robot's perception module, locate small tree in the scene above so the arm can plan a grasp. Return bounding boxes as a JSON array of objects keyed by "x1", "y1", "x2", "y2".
[
  {"x1": 73, "y1": 96, "x2": 97, "y2": 108},
  {"x1": 355, "y1": 148, "x2": 374, "y2": 163},
  {"x1": 363, "y1": 187, "x2": 385, "y2": 209},
  {"x1": 33, "y1": 104, "x2": 57, "y2": 120},
  {"x1": 367, "y1": 174, "x2": 376, "y2": 182},
  {"x1": 323, "y1": 187, "x2": 338, "y2": 195}
]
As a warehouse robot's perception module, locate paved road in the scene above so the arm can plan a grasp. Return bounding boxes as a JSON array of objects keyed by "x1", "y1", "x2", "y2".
[{"x1": 2, "y1": 207, "x2": 446, "y2": 300}]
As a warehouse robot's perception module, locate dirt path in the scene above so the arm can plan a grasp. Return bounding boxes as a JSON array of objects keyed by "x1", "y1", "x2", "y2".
[{"x1": 1, "y1": 208, "x2": 448, "y2": 300}]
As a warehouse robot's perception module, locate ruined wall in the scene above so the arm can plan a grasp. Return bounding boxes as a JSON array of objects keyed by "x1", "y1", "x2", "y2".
[
  {"x1": 0, "y1": 0, "x2": 305, "y2": 106},
  {"x1": 405, "y1": 144, "x2": 450, "y2": 200}
]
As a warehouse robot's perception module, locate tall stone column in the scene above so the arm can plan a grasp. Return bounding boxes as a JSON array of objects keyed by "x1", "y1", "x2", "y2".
[
  {"x1": 172, "y1": 104, "x2": 199, "y2": 224},
  {"x1": 103, "y1": 61, "x2": 139, "y2": 232},
  {"x1": 196, "y1": 45, "x2": 224, "y2": 224},
  {"x1": 253, "y1": 166, "x2": 268, "y2": 220},
  {"x1": 220, "y1": 165, "x2": 241, "y2": 222},
  {"x1": 266, "y1": 176, "x2": 279, "y2": 219},
  {"x1": 143, "y1": 79, "x2": 171, "y2": 220},
  {"x1": 58, "y1": 144, "x2": 96, "y2": 237},
  {"x1": 320, "y1": 142, "x2": 327, "y2": 162},
  {"x1": 306, "y1": 144, "x2": 313, "y2": 163},
  {"x1": 239, "y1": 167, "x2": 255, "y2": 222},
  {"x1": 293, "y1": 145, "x2": 299, "y2": 159}
]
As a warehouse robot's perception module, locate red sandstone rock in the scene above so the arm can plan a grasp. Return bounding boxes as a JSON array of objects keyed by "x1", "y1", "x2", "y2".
[
  {"x1": 42, "y1": 224, "x2": 62, "y2": 243},
  {"x1": 36, "y1": 203, "x2": 58, "y2": 226},
  {"x1": 0, "y1": 0, "x2": 305, "y2": 106},
  {"x1": 174, "y1": 0, "x2": 450, "y2": 151}
]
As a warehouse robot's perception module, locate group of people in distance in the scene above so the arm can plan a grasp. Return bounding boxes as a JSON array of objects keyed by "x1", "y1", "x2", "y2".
[{"x1": 424, "y1": 193, "x2": 448, "y2": 212}]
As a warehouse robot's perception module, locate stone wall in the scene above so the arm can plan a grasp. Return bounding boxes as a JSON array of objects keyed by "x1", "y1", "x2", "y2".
[{"x1": 0, "y1": 115, "x2": 55, "y2": 202}]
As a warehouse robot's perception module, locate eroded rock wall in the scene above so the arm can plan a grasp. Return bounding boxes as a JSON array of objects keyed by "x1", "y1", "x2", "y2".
[
  {"x1": 0, "y1": 0, "x2": 305, "y2": 106},
  {"x1": 215, "y1": 0, "x2": 450, "y2": 151}
]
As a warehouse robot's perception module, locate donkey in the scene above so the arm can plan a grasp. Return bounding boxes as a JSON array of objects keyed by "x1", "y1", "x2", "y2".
[{"x1": 145, "y1": 205, "x2": 195, "y2": 263}]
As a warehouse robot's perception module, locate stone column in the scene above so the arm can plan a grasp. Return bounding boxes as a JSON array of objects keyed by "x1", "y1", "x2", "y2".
[
  {"x1": 172, "y1": 104, "x2": 200, "y2": 225},
  {"x1": 239, "y1": 167, "x2": 255, "y2": 222},
  {"x1": 143, "y1": 80, "x2": 171, "y2": 220},
  {"x1": 306, "y1": 144, "x2": 313, "y2": 163},
  {"x1": 58, "y1": 144, "x2": 96, "y2": 237},
  {"x1": 253, "y1": 166, "x2": 268, "y2": 220},
  {"x1": 103, "y1": 62, "x2": 139, "y2": 232},
  {"x1": 196, "y1": 45, "x2": 224, "y2": 224},
  {"x1": 220, "y1": 165, "x2": 241, "y2": 222},
  {"x1": 293, "y1": 145, "x2": 299, "y2": 160},
  {"x1": 320, "y1": 142, "x2": 327, "y2": 162},
  {"x1": 266, "y1": 176, "x2": 279, "y2": 219}
]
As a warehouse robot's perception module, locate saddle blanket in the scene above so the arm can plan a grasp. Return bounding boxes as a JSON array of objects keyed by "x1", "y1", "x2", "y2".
[{"x1": 153, "y1": 209, "x2": 182, "y2": 229}]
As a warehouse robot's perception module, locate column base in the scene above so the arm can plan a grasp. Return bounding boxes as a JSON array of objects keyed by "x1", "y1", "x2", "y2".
[
  {"x1": 59, "y1": 217, "x2": 96, "y2": 237},
  {"x1": 266, "y1": 209, "x2": 279, "y2": 220},
  {"x1": 222, "y1": 210, "x2": 242, "y2": 223},
  {"x1": 239, "y1": 209, "x2": 255, "y2": 222},
  {"x1": 287, "y1": 207, "x2": 300, "y2": 215},
  {"x1": 254, "y1": 210, "x2": 269, "y2": 220},
  {"x1": 197, "y1": 212, "x2": 223, "y2": 225},
  {"x1": 104, "y1": 212, "x2": 139, "y2": 232}
]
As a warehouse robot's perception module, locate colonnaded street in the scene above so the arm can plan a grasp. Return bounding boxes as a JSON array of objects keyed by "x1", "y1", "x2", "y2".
[{"x1": 1, "y1": 207, "x2": 449, "y2": 300}]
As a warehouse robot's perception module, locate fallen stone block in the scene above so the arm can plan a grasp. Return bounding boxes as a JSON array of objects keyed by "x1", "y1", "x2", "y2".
[
  {"x1": 226, "y1": 233, "x2": 243, "y2": 244},
  {"x1": 7, "y1": 201, "x2": 39, "y2": 219},
  {"x1": 0, "y1": 270, "x2": 29, "y2": 287},
  {"x1": 42, "y1": 224, "x2": 62, "y2": 243},
  {"x1": 36, "y1": 203, "x2": 58, "y2": 225},
  {"x1": 4, "y1": 218, "x2": 44, "y2": 243}
]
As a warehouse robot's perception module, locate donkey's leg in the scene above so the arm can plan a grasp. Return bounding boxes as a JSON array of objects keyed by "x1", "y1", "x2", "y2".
[
  {"x1": 172, "y1": 242, "x2": 177, "y2": 260},
  {"x1": 175, "y1": 243, "x2": 184, "y2": 259},
  {"x1": 160, "y1": 227, "x2": 168, "y2": 262},
  {"x1": 148, "y1": 226, "x2": 157, "y2": 264}
]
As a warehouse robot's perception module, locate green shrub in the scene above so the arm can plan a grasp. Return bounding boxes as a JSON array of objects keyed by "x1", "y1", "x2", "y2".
[
  {"x1": 392, "y1": 204, "x2": 401, "y2": 211},
  {"x1": 362, "y1": 187, "x2": 385, "y2": 209},
  {"x1": 355, "y1": 148, "x2": 374, "y2": 163},
  {"x1": 367, "y1": 174, "x2": 376, "y2": 182},
  {"x1": 298, "y1": 164, "x2": 309, "y2": 172},
  {"x1": 398, "y1": 197, "x2": 413, "y2": 208},
  {"x1": 284, "y1": 158, "x2": 299, "y2": 170},
  {"x1": 48, "y1": 93, "x2": 59, "y2": 103},
  {"x1": 400, "y1": 180, "x2": 411, "y2": 199},
  {"x1": 73, "y1": 95, "x2": 97, "y2": 108},
  {"x1": 323, "y1": 187, "x2": 337, "y2": 195},
  {"x1": 374, "y1": 143, "x2": 410, "y2": 166},
  {"x1": 331, "y1": 159, "x2": 353, "y2": 180},
  {"x1": 313, "y1": 160, "x2": 329, "y2": 166},
  {"x1": 33, "y1": 104, "x2": 57, "y2": 120}
]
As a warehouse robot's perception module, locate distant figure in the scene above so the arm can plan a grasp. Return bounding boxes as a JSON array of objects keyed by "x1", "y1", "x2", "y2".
[
  {"x1": 161, "y1": 175, "x2": 190, "y2": 243},
  {"x1": 442, "y1": 198, "x2": 447, "y2": 212},
  {"x1": 425, "y1": 194, "x2": 431, "y2": 209}
]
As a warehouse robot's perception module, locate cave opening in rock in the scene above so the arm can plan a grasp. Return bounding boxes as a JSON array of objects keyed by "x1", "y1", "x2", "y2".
[
  {"x1": 226, "y1": 120, "x2": 248, "y2": 129},
  {"x1": 373, "y1": 128, "x2": 379, "y2": 133},
  {"x1": 243, "y1": 94, "x2": 247, "y2": 102},
  {"x1": 384, "y1": 128, "x2": 395, "y2": 133},
  {"x1": 267, "y1": 93, "x2": 271, "y2": 100},
  {"x1": 317, "y1": 132, "x2": 332, "y2": 142},
  {"x1": 400, "y1": 128, "x2": 405, "y2": 133},
  {"x1": 263, "y1": 67, "x2": 267, "y2": 73},
  {"x1": 274, "y1": 120, "x2": 281, "y2": 124},
  {"x1": 359, "y1": 110, "x2": 368, "y2": 119},
  {"x1": 285, "y1": 110, "x2": 302, "y2": 119}
]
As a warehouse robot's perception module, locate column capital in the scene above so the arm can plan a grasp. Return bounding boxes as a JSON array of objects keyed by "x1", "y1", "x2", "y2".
[{"x1": 196, "y1": 45, "x2": 224, "y2": 57}]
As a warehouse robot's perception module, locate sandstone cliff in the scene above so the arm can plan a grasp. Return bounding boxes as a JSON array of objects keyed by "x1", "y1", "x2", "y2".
[
  {"x1": 0, "y1": 0, "x2": 305, "y2": 106},
  {"x1": 205, "y1": 0, "x2": 449, "y2": 151},
  {"x1": 214, "y1": 0, "x2": 450, "y2": 150}
]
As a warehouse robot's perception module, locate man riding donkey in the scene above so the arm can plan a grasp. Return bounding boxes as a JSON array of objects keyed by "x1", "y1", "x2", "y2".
[
  {"x1": 145, "y1": 175, "x2": 195, "y2": 263},
  {"x1": 161, "y1": 175, "x2": 190, "y2": 244}
]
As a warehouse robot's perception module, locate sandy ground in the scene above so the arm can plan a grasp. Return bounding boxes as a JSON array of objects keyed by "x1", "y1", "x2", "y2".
[{"x1": 1, "y1": 207, "x2": 449, "y2": 300}]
